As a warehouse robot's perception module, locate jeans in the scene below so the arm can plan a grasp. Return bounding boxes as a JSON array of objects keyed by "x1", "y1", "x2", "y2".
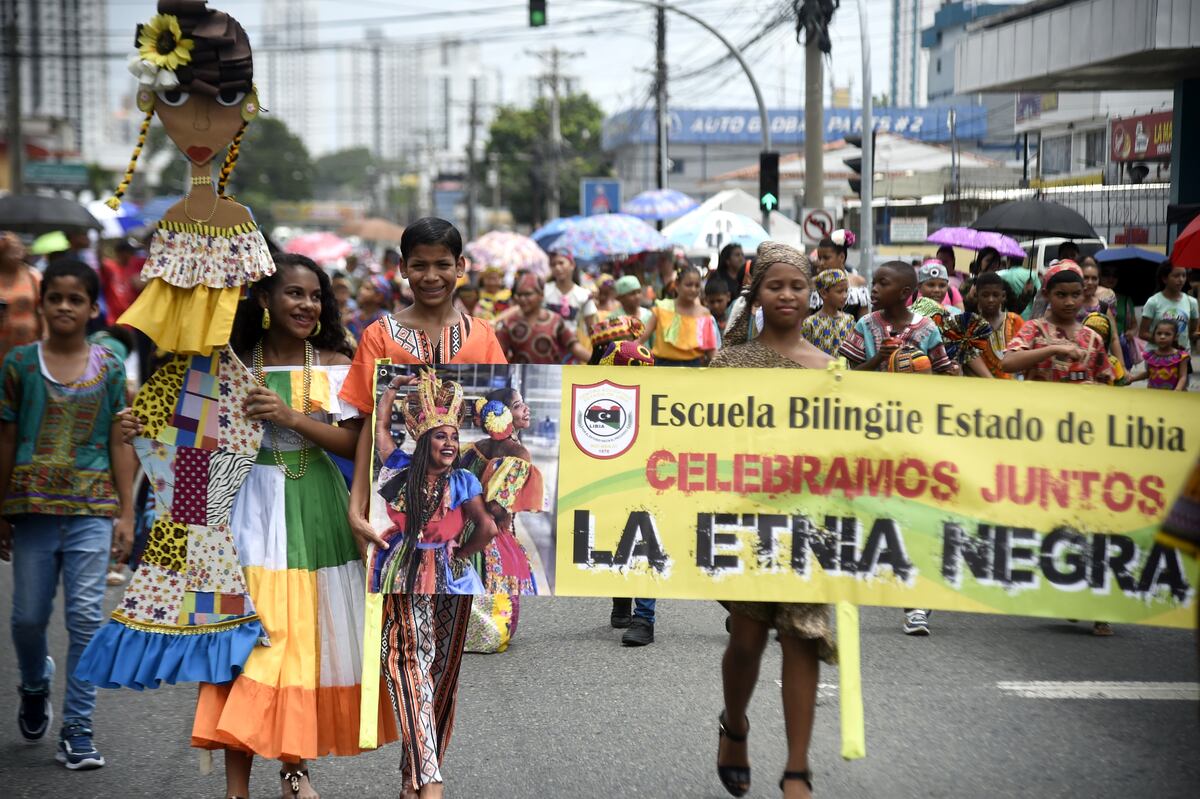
[
  {"x1": 634, "y1": 598, "x2": 656, "y2": 625},
  {"x1": 10, "y1": 514, "x2": 112, "y2": 727}
]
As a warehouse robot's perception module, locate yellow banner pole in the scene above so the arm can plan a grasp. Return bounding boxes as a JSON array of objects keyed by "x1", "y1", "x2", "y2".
[{"x1": 837, "y1": 601, "x2": 866, "y2": 760}]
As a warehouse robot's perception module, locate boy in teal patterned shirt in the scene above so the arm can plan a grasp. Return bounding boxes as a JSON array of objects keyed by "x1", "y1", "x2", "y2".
[{"x1": 0, "y1": 259, "x2": 134, "y2": 770}]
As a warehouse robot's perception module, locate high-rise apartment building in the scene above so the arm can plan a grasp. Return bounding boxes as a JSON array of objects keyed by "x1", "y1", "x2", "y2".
[
  {"x1": 890, "y1": 0, "x2": 937, "y2": 108},
  {"x1": 0, "y1": 0, "x2": 109, "y2": 159},
  {"x1": 259, "y1": 0, "x2": 319, "y2": 154}
]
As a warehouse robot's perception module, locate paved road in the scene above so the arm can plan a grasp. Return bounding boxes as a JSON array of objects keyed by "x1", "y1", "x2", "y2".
[{"x1": 1, "y1": 567, "x2": 1196, "y2": 798}]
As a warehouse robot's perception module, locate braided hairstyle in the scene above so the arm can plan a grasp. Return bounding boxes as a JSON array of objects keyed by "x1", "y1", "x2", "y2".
[
  {"x1": 217, "y1": 121, "x2": 248, "y2": 197},
  {"x1": 107, "y1": 111, "x2": 154, "y2": 210}
]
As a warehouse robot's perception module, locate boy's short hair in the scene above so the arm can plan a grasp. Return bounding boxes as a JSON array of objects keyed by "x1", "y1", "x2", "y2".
[
  {"x1": 400, "y1": 217, "x2": 463, "y2": 261},
  {"x1": 1045, "y1": 269, "x2": 1083, "y2": 290},
  {"x1": 42, "y1": 257, "x2": 99, "y2": 303},
  {"x1": 704, "y1": 277, "x2": 731, "y2": 297},
  {"x1": 878, "y1": 260, "x2": 917, "y2": 289}
]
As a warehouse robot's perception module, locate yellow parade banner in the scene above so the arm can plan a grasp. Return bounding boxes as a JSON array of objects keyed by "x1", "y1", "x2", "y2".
[{"x1": 555, "y1": 365, "x2": 1200, "y2": 628}]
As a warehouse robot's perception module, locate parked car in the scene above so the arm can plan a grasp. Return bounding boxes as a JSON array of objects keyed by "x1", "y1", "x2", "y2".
[{"x1": 1019, "y1": 236, "x2": 1108, "y2": 272}]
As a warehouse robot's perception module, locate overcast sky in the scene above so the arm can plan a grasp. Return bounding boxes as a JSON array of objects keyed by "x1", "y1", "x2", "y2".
[{"x1": 107, "y1": 0, "x2": 901, "y2": 121}]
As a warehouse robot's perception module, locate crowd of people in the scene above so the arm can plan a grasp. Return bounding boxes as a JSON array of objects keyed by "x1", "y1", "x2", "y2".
[{"x1": 1, "y1": 215, "x2": 1198, "y2": 799}]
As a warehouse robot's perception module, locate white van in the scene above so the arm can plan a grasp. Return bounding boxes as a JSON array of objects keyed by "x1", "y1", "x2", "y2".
[{"x1": 1019, "y1": 236, "x2": 1108, "y2": 272}]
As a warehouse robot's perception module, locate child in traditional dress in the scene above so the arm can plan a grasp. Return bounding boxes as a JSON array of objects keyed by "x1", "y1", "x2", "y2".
[
  {"x1": 800, "y1": 268, "x2": 854, "y2": 356},
  {"x1": 1128, "y1": 318, "x2": 1189, "y2": 391},
  {"x1": 838, "y1": 261, "x2": 954, "y2": 376},
  {"x1": 640, "y1": 264, "x2": 720, "y2": 367},
  {"x1": 972, "y1": 271, "x2": 1024, "y2": 379}
]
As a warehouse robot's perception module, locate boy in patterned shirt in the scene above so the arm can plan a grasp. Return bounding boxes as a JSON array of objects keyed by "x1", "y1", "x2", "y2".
[{"x1": 0, "y1": 259, "x2": 134, "y2": 769}]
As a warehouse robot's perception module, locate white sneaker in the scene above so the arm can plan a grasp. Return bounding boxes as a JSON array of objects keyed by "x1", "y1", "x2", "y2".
[{"x1": 903, "y1": 609, "x2": 931, "y2": 636}]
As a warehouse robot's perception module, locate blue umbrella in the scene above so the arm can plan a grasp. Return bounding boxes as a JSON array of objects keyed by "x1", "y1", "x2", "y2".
[
  {"x1": 1095, "y1": 246, "x2": 1168, "y2": 304},
  {"x1": 1094, "y1": 246, "x2": 1167, "y2": 265},
  {"x1": 130, "y1": 195, "x2": 183, "y2": 227},
  {"x1": 621, "y1": 188, "x2": 699, "y2": 221},
  {"x1": 531, "y1": 215, "x2": 585, "y2": 251},
  {"x1": 550, "y1": 213, "x2": 670, "y2": 262},
  {"x1": 663, "y1": 210, "x2": 769, "y2": 253}
]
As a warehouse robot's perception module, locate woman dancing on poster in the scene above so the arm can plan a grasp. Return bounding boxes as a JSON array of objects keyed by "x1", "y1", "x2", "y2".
[
  {"x1": 711, "y1": 242, "x2": 837, "y2": 799},
  {"x1": 461, "y1": 390, "x2": 543, "y2": 652}
]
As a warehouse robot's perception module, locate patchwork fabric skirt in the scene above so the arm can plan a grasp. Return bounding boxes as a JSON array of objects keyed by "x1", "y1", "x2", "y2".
[{"x1": 192, "y1": 449, "x2": 398, "y2": 759}]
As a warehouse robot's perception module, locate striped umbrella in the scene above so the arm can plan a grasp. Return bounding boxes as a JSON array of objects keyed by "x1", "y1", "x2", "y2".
[
  {"x1": 551, "y1": 214, "x2": 671, "y2": 262},
  {"x1": 464, "y1": 231, "x2": 550, "y2": 278},
  {"x1": 621, "y1": 188, "x2": 699, "y2": 221}
]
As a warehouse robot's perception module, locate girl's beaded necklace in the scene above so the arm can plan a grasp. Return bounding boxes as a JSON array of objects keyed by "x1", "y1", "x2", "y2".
[{"x1": 252, "y1": 340, "x2": 313, "y2": 480}]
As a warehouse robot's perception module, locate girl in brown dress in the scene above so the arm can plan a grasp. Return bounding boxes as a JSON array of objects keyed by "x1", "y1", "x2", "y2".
[{"x1": 711, "y1": 241, "x2": 836, "y2": 799}]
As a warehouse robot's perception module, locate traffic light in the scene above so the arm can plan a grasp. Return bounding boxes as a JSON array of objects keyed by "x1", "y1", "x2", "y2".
[
  {"x1": 843, "y1": 133, "x2": 874, "y2": 196},
  {"x1": 759, "y1": 151, "x2": 780, "y2": 214},
  {"x1": 843, "y1": 134, "x2": 864, "y2": 195},
  {"x1": 529, "y1": 0, "x2": 547, "y2": 27}
]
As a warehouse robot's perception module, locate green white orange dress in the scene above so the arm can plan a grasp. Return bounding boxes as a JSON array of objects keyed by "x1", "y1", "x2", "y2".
[{"x1": 191, "y1": 362, "x2": 398, "y2": 759}]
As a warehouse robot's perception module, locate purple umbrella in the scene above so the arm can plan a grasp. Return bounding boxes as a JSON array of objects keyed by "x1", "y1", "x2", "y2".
[{"x1": 928, "y1": 226, "x2": 1026, "y2": 259}]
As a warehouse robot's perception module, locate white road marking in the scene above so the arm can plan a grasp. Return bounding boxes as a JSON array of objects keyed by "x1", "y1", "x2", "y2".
[{"x1": 997, "y1": 681, "x2": 1199, "y2": 700}]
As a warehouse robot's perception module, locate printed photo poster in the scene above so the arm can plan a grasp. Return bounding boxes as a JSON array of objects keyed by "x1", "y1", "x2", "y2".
[
  {"x1": 555, "y1": 365, "x2": 1200, "y2": 628},
  {"x1": 367, "y1": 361, "x2": 560, "y2": 596}
]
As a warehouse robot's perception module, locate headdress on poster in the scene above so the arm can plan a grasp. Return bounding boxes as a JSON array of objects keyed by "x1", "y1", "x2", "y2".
[
  {"x1": 599, "y1": 340, "x2": 655, "y2": 366},
  {"x1": 589, "y1": 315, "x2": 645, "y2": 347},
  {"x1": 474, "y1": 398, "x2": 514, "y2": 441},
  {"x1": 403, "y1": 370, "x2": 464, "y2": 439},
  {"x1": 109, "y1": 1, "x2": 261, "y2": 209}
]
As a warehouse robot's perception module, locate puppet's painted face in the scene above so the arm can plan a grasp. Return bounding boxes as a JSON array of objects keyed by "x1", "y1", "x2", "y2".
[{"x1": 154, "y1": 87, "x2": 250, "y2": 167}]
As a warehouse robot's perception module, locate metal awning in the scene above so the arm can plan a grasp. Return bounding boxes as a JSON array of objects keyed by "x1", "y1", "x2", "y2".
[{"x1": 955, "y1": 0, "x2": 1200, "y2": 94}]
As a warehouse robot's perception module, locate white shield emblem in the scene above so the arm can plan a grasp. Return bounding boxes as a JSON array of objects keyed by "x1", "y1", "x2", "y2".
[{"x1": 570, "y1": 379, "x2": 640, "y2": 459}]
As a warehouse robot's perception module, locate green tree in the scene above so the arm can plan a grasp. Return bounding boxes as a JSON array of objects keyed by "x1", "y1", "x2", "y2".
[
  {"x1": 486, "y1": 92, "x2": 612, "y2": 226},
  {"x1": 314, "y1": 147, "x2": 379, "y2": 197}
]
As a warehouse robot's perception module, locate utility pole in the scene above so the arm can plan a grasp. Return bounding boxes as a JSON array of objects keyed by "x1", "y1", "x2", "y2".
[
  {"x1": 528, "y1": 46, "x2": 581, "y2": 222},
  {"x1": 5, "y1": 0, "x2": 23, "y2": 194},
  {"x1": 655, "y1": 1, "x2": 668, "y2": 196},
  {"x1": 855, "y1": 0, "x2": 873, "y2": 280},
  {"x1": 370, "y1": 38, "x2": 383, "y2": 215},
  {"x1": 465, "y1": 76, "x2": 480, "y2": 240},
  {"x1": 803, "y1": 24, "x2": 823, "y2": 212}
]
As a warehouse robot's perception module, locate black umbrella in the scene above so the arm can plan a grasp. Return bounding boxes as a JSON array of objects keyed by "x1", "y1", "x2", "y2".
[
  {"x1": 970, "y1": 199, "x2": 1097, "y2": 240},
  {"x1": 0, "y1": 194, "x2": 102, "y2": 234}
]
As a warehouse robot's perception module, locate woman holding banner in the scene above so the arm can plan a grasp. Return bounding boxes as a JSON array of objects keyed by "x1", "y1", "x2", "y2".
[{"x1": 711, "y1": 241, "x2": 836, "y2": 799}]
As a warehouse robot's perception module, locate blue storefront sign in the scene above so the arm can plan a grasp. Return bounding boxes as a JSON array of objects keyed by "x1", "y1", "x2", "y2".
[
  {"x1": 602, "y1": 106, "x2": 986, "y2": 150},
  {"x1": 580, "y1": 178, "x2": 621, "y2": 217}
]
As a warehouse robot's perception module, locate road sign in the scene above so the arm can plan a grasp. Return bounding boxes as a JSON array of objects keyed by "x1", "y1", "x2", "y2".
[
  {"x1": 580, "y1": 178, "x2": 621, "y2": 217},
  {"x1": 24, "y1": 161, "x2": 88, "y2": 188},
  {"x1": 801, "y1": 207, "x2": 835, "y2": 242}
]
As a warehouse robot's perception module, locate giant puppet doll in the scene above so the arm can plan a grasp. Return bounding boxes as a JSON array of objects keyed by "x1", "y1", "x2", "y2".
[{"x1": 78, "y1": 1, "x2": 271, "y2": 689}]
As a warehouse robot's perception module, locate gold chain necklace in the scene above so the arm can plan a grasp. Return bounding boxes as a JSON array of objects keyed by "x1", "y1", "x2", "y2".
[
  {"x1": 183, "y1": 189, "x2": 219, "y2": 223},
  {"x1": 252, "y1": 340, "x2": 313, "y2": 480}
]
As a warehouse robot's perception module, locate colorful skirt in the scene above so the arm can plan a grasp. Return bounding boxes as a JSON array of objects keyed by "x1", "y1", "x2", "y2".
[{"x1": 192, "y1": 448, "x2": 398, "y2": 759}]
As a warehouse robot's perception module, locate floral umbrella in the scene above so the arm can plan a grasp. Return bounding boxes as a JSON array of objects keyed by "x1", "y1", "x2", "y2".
[
  {"x1": 621, "y1": 188, "x2": 700, "y2": 221},
  {"x1": 531, "y1": 215, "x2": 585, "y2": 252},
  {"x1": 284, "y1": 231, "x2": 353, "y2": 264},
  {"x1": 550, "y1": 214, "x2": 671, "y2": 262},
  {"x1": 464, "y1": 231, "x2": 550, "y2": 278}
]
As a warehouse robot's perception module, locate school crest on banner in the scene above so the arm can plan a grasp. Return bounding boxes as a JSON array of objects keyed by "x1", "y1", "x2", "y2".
[{"x1": 571, "y1": 380, "x2": 640, "y2": 459}]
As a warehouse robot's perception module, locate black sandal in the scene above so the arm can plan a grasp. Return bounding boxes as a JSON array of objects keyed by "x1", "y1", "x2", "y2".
[
  {"x1": 780, "y1": 769, "x2": 814, "y2": 794},
  {"x1": 280, "y1": 767, "x2": 310, "y2": 798},
  {"x1": 717, "y1": 712, "x2": 751, "y2": 797}
]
